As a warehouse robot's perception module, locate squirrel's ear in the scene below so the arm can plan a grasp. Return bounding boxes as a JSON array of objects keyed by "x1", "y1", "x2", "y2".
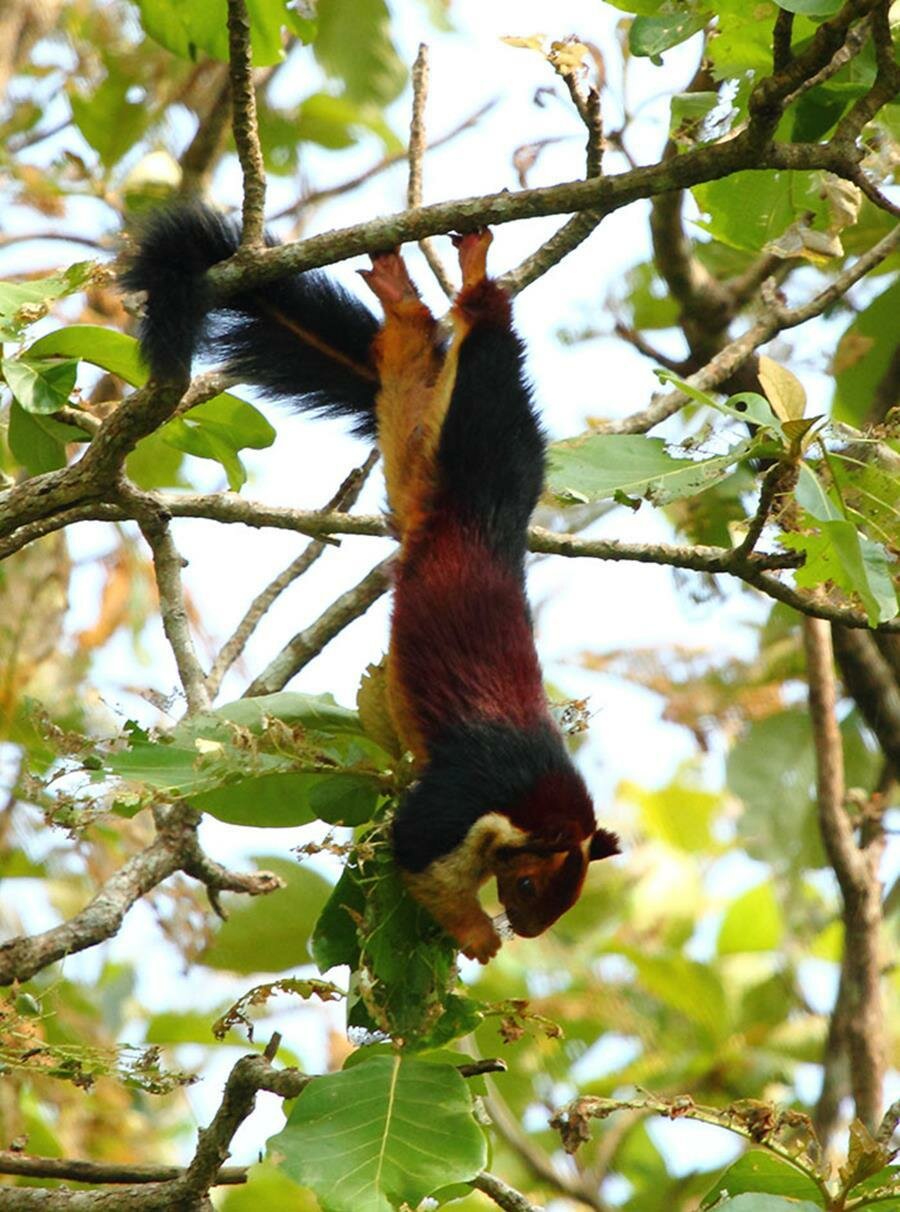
[{"x1": 589, "y1": 828, "x2": 620, "y2": 862}]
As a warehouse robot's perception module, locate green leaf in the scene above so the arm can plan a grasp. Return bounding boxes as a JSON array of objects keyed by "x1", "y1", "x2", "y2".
[
  {"x1": 201, "y1": 859, "x2": 332, "y2": 973},
  {"x1": 693, "y1": 171, "x2": 828, "y2": 254},
  {"x1": 2, "y1": 356, "x2": 78, "y2": 414},
  {"x1": 630, "y1": 10, "x2": 710, "y2": 61},
  {"x1": 795, "y1": 463, "x2": 843, "y2": 522},
  {"x1": 717, "y1": 883, "x2": 785, "y2": 954},
  {"x1": 295, "y1": 92, "x2": 400, "y2": 151},
  {"x1": 8, "y1": 398, "x2": 66, "y2": 474},
  {"x1": 135, "y1": 0, "x2": 305, "y2": 66},
  {"x1": 705, "y1": 1198, "x2": 822, "y2": 1211},
  {"x1": 28, "y1": 325, "x2": 147, "y2": 383},
  {"x1": 144, "y1": 1010, "x2": 227, "y2": 1044},
  {"x1": 192, "y1": 772, "x2": 327, "y2": 828},
  {"x1": 670, "y1": 90, "x2": 720, "y2": 145},
  {"x1": 780, "y1": 517, "x2": 898, "y2": 625},
  {"x1": 312, "y1": 865, "x2": 366, "y2": 973},
  {"x1": 70, "y1": 74, "x2": 148, "y2": 167},
  {"x1": 546, "y1": 433, "x2": 758, "y2": 507},
  {"x1": 791, "y1": 82, "x2": 867, "y2": 141},
  {"x1": 727, "y1": 710, "x2": 824, "y2": 870},
  {"x1": 621, "y1": 950, "x2": 729, "y2": 1042},
  {"x1": 0, "y1": 263, "x2": 95, "y2": 337},
  {"x1": 220, "y1": 1164, "x2": 318, "y2": 1211},
  {"x1": 657, "y1": 371, "x2": 786, "y2": 440},
  {"x1": 210, "y1": 692, "x2": 368, "y2": 736},
  {"x1": 703, "y1": 1150, "x2": 825, "y2": 1206},
  {"x1": 219, "y1": 1162, "x2": 319, "y2": 1212},
  {"x1": 307, "y1": 776, "x2": 379, "y2": 826},
  {"x1": 833, "y1": 279, "x2": 900, "y2": 426},
  {"x1": 27, "y1": 325, "x2": 277, "y2": 483},
  {"x1": 620, "y1": 261, "x2": 681, "y2": 330},
  {"x1": 313, "y1": 0, "x2": 406, "y2": 105},
  {"x1": 622, "y1": 778, "x2": 721, "y2": 851},
  {"x1": 775, "y1": 0, "x2": 842, "y2": 14},
  {"x1": 269, "y1": 1056, "x2": 487, "y2": 1212}
]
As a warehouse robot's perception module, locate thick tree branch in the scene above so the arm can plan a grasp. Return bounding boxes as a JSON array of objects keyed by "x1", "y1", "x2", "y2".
[
  {"x1": 803, "y1": 618, "x2": 886, "y2": 1130},
  {"x1": 203, "y1": 136, "x2": 856, "y2": 297}
]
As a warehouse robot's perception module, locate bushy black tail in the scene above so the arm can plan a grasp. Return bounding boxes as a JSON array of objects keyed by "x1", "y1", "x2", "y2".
[{"x1": 121, "y1": 203, "x2": 380, "y2": 436}]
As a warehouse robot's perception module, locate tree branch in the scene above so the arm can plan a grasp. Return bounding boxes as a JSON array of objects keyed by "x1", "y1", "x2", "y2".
[
  {"x1": 0, "y1": 806, "x2": 283, "y2": 986},
  {"x1": 803, "y1": 617, "x2": 886, "y2": 1130},
  {"x1": 202, "y1": 136, "x2": 856, "y2": 297},
  {"x1": 471, "y1": 1171, "x2": 543, "y2": 1212},
  {"x1": 138, "y1": 512, "x2": 211, "y2": 715},
  {"x1": 601, "y1": 220, "x2": 900, "y2": 434},
  {"x1": 0, "y1": 1042, "x2": 310, "y2": 1209},
  {"x1": 244, "y1": 557, "x2": 393, "y2": 697},
  {"x1": 0, "y1": 1154, "x2": 247, "y2": 1186},
  {"x1": 408, "y1": 43, "x2": 456, "y2": 298},
  {"x1": 205, "y1": 451, "x2": 378, "y2": 699},
  {"x1": 226, "y1": 0, "x2": 266, "y2": 246},
  {"x1": 832, "y1": 625, "x2": 900, "y2": 770}
]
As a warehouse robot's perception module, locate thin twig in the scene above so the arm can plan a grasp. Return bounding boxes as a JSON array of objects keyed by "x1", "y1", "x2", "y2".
[
  {"x1": 601, "y1": 220, "x2": 900, "y2": 433},
  {"x1": 803, "y1": 617, "x2": 886, "y2": 1130},
  {"x1": 205, "y1": 451, "x2": 378, "y2": 698},
  {"x1": 226, "y1": 0, "x2": 266, "y2": 246},
  {"x1": 484, "y1": 1088, "x2": 608, "y2": 1211},
  {"x1": 613, "y1": 321, "x2": 686, "y2": 372},
  {"x1": 876, "y1": 1097, "x2": 900, "y2": 1146},
  {"x1": 272, "y1": 99, "x2": 498, "y2": 219},
  {"x1": 733, "y1": 463, "x2": 796, "y2": 559},
  {"x1": 471, "y1": 1171, "x2": 543, "y2": 1212},
  {"x1": 244, "y1": 557, "x2": 393, "y2": 697},
  {"x1": 408, "y1": 43, "x2": 456, "y2": 298},
  {"x1": 501, "y1": 37, "x2": 606, "y2": 297},
  {"x1": 138, "y1": 514, "x2": 211, "y2": 715},
  {"x1": 832, "y1": 1, "x2": 900, "y2": 148}
]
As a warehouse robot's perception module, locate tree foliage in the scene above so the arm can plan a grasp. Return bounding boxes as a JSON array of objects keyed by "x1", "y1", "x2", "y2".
[{"x1": 0, "y1": 0, "x2": 898, "y2": 1209}]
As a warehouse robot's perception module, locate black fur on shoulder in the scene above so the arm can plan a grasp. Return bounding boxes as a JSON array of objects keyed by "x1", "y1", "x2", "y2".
[
  {"x1": 436, "y1": 323, "x2": 546, "y2": 569},
  {"x1": 392, "y1": 720, "x2": 590, "y2": 873},
  {"x1": 121, "y1": 202, "x2": 380, "y2": 436}
]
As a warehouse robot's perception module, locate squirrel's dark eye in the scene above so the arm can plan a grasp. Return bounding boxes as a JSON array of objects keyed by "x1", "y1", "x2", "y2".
[{"x1": 517, "y1": 877, "x2": 536, "y2": 898}]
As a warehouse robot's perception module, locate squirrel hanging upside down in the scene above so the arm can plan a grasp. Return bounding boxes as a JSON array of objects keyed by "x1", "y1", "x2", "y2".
[{"x1": 122, "y1": 206, "x2": 619, "y2": 962}]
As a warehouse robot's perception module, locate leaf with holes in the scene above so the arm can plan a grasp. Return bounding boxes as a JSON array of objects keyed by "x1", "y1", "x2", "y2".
[
  {"x1": 546, "y1": 433, "x2": 759, "y2": 507},
  {"x1": 269, "y1": 1055, "x2": 486, "y2": 1212}
]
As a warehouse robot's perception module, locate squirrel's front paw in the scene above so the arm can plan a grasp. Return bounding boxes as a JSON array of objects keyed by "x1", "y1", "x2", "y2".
[{"x1": 457, "y1": 914, "x2": 502, "y2": 964}]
